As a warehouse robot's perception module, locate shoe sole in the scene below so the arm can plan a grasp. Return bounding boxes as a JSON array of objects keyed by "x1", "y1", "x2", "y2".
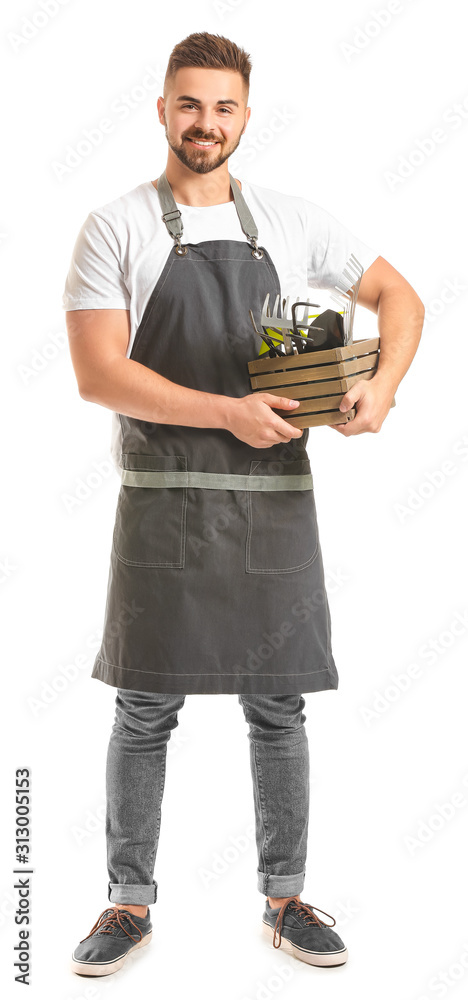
[
  {"x1": 70, "y1": 930, "x2": 152, "y2": 976},
  {"x1": 262, "y1": 922, "x2": 348, "y2": 967}
]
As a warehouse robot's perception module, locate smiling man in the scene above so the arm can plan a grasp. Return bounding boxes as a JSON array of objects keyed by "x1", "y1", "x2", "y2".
[{"x1": 64, "y1": 31, "x2": 424, "y2": 978}]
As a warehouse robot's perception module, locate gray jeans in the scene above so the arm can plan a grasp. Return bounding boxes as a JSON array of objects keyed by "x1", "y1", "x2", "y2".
[{"x1": 106, "y1": 688, "x2": 309, "y2": 905}]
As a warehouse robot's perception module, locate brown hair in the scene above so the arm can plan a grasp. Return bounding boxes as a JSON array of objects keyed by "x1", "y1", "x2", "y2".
[{"x1": 163, "y1": 32, "x2": 252, "y2": 102}]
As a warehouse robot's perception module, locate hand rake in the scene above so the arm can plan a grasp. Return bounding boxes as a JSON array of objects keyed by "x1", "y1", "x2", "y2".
[{"x1": 329, "y1": 254, "x2": 364, "y2": 345}]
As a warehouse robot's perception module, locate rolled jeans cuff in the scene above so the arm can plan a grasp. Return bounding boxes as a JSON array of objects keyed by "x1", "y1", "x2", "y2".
[
  {"x1": 108, "y1": 880, "x2": 157, "y2": 905},
  {"x1": 257, "y1": 869, "x2": 306, "y2": 897}
]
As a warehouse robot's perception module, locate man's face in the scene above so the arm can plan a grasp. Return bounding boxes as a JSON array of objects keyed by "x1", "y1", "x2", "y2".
[{"x1": 158, "y1": 67, "x2": 250, "y2": 174}]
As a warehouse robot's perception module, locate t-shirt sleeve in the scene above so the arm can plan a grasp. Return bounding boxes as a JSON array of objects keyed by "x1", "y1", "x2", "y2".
[
  {"x1": 62, "y1": 211, "x2": 131, "y2": 310},
  {"x1": 304, "y1": 198, "x2": 380, "y2": 291}
]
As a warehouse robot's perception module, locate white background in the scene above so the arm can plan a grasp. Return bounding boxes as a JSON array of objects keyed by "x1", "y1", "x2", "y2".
[{"x1": 2, "y1": 0, "x2": 468, "y2": 997}]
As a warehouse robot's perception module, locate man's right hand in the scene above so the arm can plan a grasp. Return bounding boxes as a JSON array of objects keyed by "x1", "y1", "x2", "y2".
[
  {"x1": 225, "y1": 393, "x2": 303, "y2": 448},
  {"x1": 65, "y1": 309, "x2": 304, "y2": 444}
]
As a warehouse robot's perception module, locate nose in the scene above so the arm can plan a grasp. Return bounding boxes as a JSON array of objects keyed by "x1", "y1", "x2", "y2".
[{"x1": 192, "y1": 109, "x2": 217, "y2": 137}]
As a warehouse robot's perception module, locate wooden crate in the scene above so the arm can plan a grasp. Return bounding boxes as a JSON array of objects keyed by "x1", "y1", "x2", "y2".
[{"x1": 247, "y1": 336, "x2": 396, "y2": 428}]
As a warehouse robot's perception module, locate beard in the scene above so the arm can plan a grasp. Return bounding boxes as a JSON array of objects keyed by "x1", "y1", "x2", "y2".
[{"x1": 164, "y1": 119, "x2": 244, "y2": 174}]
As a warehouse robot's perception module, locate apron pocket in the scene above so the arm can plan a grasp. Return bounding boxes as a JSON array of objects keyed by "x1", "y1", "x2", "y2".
[
  {"x1": 113, "y1": 454, "x2": 187, "y2": 568},
  {"x1": 245, "y1": 459, "x2": 319, "y2": 574}
]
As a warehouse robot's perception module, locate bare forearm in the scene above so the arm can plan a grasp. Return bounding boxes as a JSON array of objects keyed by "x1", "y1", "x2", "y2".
[
  {"x1": 372, "y1": 284, "x2": 425, "y2": 395},
  {"x1": 81, "y1": 355, "x2": 233, "y2": 429}
]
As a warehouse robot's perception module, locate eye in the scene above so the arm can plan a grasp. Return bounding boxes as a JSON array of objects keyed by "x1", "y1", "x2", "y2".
[{"x1": 181, "y1": 104, "x2": 232, "y2": 113}]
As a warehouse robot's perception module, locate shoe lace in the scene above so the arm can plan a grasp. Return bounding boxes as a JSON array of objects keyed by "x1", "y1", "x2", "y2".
[
  {"x1": 79, "y1": 906, "x2": 143, "y2": 944},
  {"x1": 273, "y1": 897, "x2": 336, "y2": 949}
]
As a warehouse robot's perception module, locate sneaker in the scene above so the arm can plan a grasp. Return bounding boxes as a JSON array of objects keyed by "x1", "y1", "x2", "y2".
[
  {"x1": 262, "y1": 896, "x2": 348, "y2": 967},
  {"x1": 71, "y1": 906, "x2": 153, "y2": 976}
]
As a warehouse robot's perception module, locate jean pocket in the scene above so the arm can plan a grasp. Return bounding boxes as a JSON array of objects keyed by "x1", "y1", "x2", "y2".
[
  {"x1": 245, "y1": 459, "x2": 319, "y2": 574},
  {"x1": 113, "y1": 454, "x2": 187, "y2": 568}
]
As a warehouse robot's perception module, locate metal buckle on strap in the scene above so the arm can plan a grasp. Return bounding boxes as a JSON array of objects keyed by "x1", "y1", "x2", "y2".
[
  {"x1": 161, "y1": 209, "x2": 182, "y2": 225},
  {"x1": 161, "y1": 210, "x2": 188, "y2": 255},
  {"x1": 248, "y1": 236, "x2": 264, "y2": 260},
  {"x1": 174, "y1": 238, "x2": 188, "y2": 256}
]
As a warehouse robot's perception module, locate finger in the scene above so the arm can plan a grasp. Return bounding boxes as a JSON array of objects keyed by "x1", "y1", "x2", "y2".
[
  {"x1": 263, "y1": 394, "x2": 300, "y2": 410},
  {"x1": 330, "y1": 410, "x2": 362, "y2": 434},
  {"x1": 334, "y1": 416, "x2": 365, "y2": 436},
  {"x1": 339, "y1": 399, "x2": 372, "y2": 434},
  {"x1": 338, "y1": 380, "x2": 367, "y2": 412},
  {"x1": 273, "y1": 429, "x2": 303, "y2": 443},
  {"x1": 269, "y1": 420, "x2": 303, "y2": 442},
  {"x1": 279, "y1": 421, "x2": 303, "y2": 439}
]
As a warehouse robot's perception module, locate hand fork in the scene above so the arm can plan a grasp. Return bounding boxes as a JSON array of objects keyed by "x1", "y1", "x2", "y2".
[
  {"x1": 261, "y1": 294, "x2": 323, "y2": 354},
  {"x1": 261, "y1": 293, "x2": 297, "y2": 354},
  {"x1": 250, "y1": 306, "x2": 304, "y2": 355},
  {"x1": 249, "y1": 309, "x2": 284, "y2": 356}
]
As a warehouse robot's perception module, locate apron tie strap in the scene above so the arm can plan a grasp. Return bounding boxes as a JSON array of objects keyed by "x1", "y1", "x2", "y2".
[
  {"x1": 119, "y1": 468, "x2": 314, "y2": 492},
  {"x1": 155, "y1": 170, "x2": 264, "y2": 258}
]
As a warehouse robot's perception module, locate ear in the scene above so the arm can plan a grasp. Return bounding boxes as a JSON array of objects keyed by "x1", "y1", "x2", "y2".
[
  {"x1": 157, "y1": 96, "x2": 166, "y2": 126},
  {"x1": 241, "y1": 108, "x2": 251, "y2": 135}
]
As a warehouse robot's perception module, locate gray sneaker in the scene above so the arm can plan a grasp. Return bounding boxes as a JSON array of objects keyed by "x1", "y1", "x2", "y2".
[
  {"x1": 71, "y1": 906, "x2": 153, "y2": 976},
  {"x1": 262, "y1": 896, "x2": 348, "y2": 967}
]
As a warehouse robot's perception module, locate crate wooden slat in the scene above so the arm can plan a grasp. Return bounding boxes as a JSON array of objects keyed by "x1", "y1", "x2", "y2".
[
  {"x1": 250, "y1": 353, "x2": 378, "y2": 390},
  {"x1": 279, "y1": 394, "x2": 354, "y2": 415},
  {"x1": 284, "y1": 408, "x2": 357, "y2": 428},
  {"x1": 264, "y1": 369, "x2": 376, "y2": 400},
  {"x1": 247, "y1": 336, "x2": 381, "y2": 375},
  {"x1": 247, "y1": 336, "x2": 395, "y2": 428}
]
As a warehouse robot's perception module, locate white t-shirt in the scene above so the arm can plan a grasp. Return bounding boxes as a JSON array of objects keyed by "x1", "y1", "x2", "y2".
[{"x1": 62, "y1": 177, "x2": 380, "y2": 469}]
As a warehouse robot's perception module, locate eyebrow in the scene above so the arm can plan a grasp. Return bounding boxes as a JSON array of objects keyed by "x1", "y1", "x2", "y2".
[{"x1": 175, "y1": 95, "x2": 239, "y2": 107}]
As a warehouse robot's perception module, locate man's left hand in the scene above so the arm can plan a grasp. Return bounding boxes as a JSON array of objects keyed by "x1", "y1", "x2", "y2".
[{"x1": 330, "y1": 378, "x2": 395, "y2": 436}]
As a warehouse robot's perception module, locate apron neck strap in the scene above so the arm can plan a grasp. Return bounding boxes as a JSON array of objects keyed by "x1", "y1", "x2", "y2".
[{"x1": 155, "y1": 170, "x2": 264, "y2": 259}]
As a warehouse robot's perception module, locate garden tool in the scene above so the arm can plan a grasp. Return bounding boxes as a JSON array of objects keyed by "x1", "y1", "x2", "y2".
[
  {"x1": 330, "y1": 253, "x2": 364, "y2": 345},
  {"x1": 262, "y1": 295, "x2": 325, "y2": 354}
]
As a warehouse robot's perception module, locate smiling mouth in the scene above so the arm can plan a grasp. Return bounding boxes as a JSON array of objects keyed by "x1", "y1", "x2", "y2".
[{"x1": 186, "y1": 137, "x2": 220, "y2": 148}]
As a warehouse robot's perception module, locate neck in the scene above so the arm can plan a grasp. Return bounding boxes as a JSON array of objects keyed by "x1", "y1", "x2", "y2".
[{"x1": 153, "y1": 152, "x2": 240, "y2": 206}]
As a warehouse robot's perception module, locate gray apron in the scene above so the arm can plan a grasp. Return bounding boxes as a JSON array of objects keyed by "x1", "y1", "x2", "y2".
[{"x1": 91, "y1": 171, "x2": 339, "y2": 696}]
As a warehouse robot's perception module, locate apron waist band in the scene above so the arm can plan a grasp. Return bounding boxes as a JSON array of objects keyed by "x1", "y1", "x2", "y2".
[{"x1": 120, "y1": 469, "x2": 314, "y2": 491}]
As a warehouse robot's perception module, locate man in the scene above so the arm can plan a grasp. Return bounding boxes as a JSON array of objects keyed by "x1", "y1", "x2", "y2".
[{"x1": 64, "y1": 32, "x2": 424, "y2": 976}]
